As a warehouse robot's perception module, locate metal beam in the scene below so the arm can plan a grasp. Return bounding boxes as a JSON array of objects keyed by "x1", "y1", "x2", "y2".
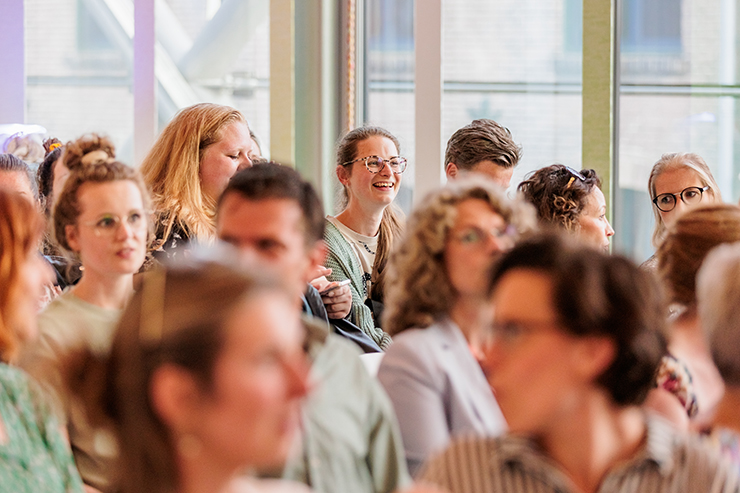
[
  {"x1": 270, "y1": 0, "x2": 295, "y2": 165},
  {"x1": 414, "y1": 0, "x2": 444, "y2": 203},
  {"x1": 582, "y1": 0, "x2": 618, "y2": 213},
  {"x1": 134, "y1": 0, "x2": 156, "y2": 165}
]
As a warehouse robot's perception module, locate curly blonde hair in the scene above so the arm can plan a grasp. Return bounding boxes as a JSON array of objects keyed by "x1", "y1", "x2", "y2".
[{"x1": 383, "y1": 177, "x2": 537, "y2": 336}]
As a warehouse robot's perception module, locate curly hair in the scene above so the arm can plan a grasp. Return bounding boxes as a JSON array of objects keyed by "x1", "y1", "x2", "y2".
[
  {"x1": 53, "y1": 134, "x2": 151, "y2": 255},
  {"x1": 657, "y1": 204, "x2": 740, "y2": 306},
  {"x1": 517, "y1": 164, "x2": 601, "y2": 232},
  {"x1": 383, "y1": 177, "x2": 537, "y2": 336}
]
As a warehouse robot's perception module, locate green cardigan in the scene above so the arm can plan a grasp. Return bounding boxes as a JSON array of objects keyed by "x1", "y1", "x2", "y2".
[{"x1": 323, "y1": 220, "x2": 392, "y2": 349}]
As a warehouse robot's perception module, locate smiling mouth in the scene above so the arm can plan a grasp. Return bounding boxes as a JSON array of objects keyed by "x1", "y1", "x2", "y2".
[{"x1": 373, "y1": 181, "x2": 394, "y2": 189}]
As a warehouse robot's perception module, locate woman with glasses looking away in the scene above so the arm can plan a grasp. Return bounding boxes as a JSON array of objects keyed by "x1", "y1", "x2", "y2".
[
  {"x1": 20, "y1": 134, "x2": 151, "y2": 493},
  {"x1": 642, "y1": 153, "x2": 722, "y2": 271},
  {"x1": 324, "y1": 126, "x2": 406, "y2": 349},
  {"x1": 378, "y1": 177, "x2": 536, "y2": 476},
  {"x1": 517, "y1": 164, "x2": 614, "y2": 252}
]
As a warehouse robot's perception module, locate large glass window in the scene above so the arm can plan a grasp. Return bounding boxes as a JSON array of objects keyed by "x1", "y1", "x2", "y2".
[
  {"x1": 615, "y1": 0, "x2": 739, "y2": 262},
  {"x1": 443, "y1": 0, "x2": 583, "y2": 190},
  {"x1": 157, "y1": 0, "x2": 270, "y2": 154},
  {"x1": 364, "y1": 0, "x2": 415, "y2": 212},
  {"x1": 26, "y1": 0, "x2": 134, "y2": 162}
]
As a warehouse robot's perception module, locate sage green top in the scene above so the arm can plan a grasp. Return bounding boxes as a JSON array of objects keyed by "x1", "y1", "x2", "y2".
[
  {"x1": 323, "y1": 220, "x2": 392, "y2": 349},
  {"x1": 0, "y1": 363, "x2": 84, "y2": 493}
]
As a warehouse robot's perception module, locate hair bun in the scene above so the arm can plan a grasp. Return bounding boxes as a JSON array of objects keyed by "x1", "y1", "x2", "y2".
[
  {"x1": 43, "y1": 137, "x2": 62, "y2": 156},
  {"x1": 63, "y1": 134, "x2": 116, "y2": 171}
]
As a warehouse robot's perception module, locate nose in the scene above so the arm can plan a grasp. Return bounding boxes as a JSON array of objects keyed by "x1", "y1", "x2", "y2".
[
  {"x1": 377, "y1": 159, "x2": 393, "y2": 177},
  {"x1": 237, "y1": 154, "x2": 253, "y2": 172},
  {"x1": 605, "y1": 217, "x2": 615, "y2": 237}
]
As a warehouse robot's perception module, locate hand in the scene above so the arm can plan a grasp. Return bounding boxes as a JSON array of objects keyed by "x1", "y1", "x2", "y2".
[
  {"x1": 309, "y1": 265, "x2": 332, "y2": 285},
  {"x1": 321, "y1": 284, "x2": 352, "y2": 319}
]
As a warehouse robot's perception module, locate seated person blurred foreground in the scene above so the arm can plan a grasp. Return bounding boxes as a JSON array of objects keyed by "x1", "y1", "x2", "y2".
[
  {"x1": 698, "y1": 242, "x2": 740, "y2": 469},
  {"x1": 379, "y1": 177, "x2": 536, "y2": 476},
  {"x1": 444, "y1": 119, "x2": 521, "y2": 188},
  {"x1": 650, "y1": 204, "x2": 740, "y2": 432},
  {"x1": 65, "y1": 261, "x2": 311, "y2": 493},
  {"x1": 518, "y1": 164, "x2": 614, "y2": 252},
  {"x1": 0, "y1": 188, "x2": 84, "y2": 492},
  {"x1": 216, "y1": 163, "x2": 410, "y2": 492},
  {"x1": 20, "y1": 136, "x2": 151, "y2": 492},
  {"x1": 420, "y1": 233, "x2": 740, "y2": 493}
]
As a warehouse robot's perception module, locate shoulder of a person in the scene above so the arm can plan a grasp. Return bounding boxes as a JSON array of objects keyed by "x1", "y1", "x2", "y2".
[
  {"x1": 419, "y1": 435, "x2": 502, "y2": 484},
  {"x1": 227, "y1": 477, "x2": 312, "y2": 493}
]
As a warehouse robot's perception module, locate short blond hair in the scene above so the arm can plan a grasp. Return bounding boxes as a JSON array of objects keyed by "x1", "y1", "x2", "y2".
[{"x1": 383, "y1": 177, "x2": 537, "y2": 336}]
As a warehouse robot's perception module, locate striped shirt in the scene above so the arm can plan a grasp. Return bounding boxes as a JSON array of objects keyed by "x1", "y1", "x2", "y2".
[{"x1": 419, "y1": 417, "x2": 740, "y2": 493}]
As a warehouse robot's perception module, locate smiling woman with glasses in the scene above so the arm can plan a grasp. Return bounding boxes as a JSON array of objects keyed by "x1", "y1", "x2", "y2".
[
  {"x1": 378, "y1": 177, "x2": 536, "y2": 476},
  {"x1": 420, "y1": 233, "x2": 738, "y2": 493},
  {"x1": 19, "y1": 134, "x2": 151, "y2": 492},
  {"x1": 323, "y1": 126, "x2": 406, "y2": 349}
]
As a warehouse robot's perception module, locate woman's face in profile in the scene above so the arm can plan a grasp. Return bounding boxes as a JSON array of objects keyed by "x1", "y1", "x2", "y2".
[
  {"x1": 185, "y1": 292, "x2": 309, "y2": 471},
  {"x1": 445, "y1": 198, "x2": 512, "y2": 299},
  {"x1": 577, "y1": 187, "x2": 614, "y2": 252},
  {"x1": 199, "y1": 121, "x2": 253, "y2": 202},
  {"x1": 486, "y1": 268, "x2": 595, "y2": 435},
  {"x1": 654, "y1": 167, "x2": 709, "y2": 229}
]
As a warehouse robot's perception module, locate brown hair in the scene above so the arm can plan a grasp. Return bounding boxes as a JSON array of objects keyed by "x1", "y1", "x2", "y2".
[
  {"x1": 335, "y1": 125, "x2": 403, "y2": 301},
  {"x1": 37, "y1": 138, "x2": 64, "y2": 215},
  {"x1": 53, "y1": 134, "x2": 151, "y2": 255},
  {"x1": 0, "y1": 188, "x2": 44, "y2": 362},
  {"x1": 140, "y1": 103, "x2": 247, "y2": 246},
  {"x1": 489, "y1": 232, "x2": 667, "y2": 406},
  {"x1": 518, "y1": 164, "x2": 602, "y2": 232},
  {"x1": 648, "y1": 153, "x2": 722, "y2": 248},
  {"x1": 444, "y1": 119, "x2": 521, "y2": 170},
  {"x1": 384, "y1": 177, "x2": 537, "y2": 335},
  {"x1": 65, "y1": 262, "x2": 282, "y2": 493},
  {"x1": 658, "y1": 204, "x2": 740, "y2": 306}
]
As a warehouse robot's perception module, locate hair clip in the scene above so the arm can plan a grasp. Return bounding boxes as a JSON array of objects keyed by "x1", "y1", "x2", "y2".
[
  {"x1": 139, "y1": 269, "x2": 167, "y2": 343},
  {"x1": 48, "y1": 142, "x2": 62, "y2": 152}
]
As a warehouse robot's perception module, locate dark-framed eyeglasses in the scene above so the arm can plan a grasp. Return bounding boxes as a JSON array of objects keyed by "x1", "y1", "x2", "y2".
[
  {"x1": 342, "y1": 155, "x2": 407, "y2": 174},
  {"x1": 652, "y1": 186, "x2": 710, "y2": 212}
]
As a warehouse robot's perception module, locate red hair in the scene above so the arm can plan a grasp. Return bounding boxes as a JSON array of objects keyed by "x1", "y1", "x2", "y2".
[{"x1": 0, "y1": 188, "x2": 44, "y2": 362}]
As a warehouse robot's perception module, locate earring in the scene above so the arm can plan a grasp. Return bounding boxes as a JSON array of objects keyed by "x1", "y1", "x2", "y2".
[{"x1": 177, "y1": 433, "x2": 202, "y2": 459}]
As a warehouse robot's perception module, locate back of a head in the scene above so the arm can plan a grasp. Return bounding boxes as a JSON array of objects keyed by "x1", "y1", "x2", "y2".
[
  {"x1": 53, "y1": 134, "x2": 150, "y2": 254},
  {"x1": 37, "y1": 138, "x2": 64, "y2": 208},
  {"x1": 490, "y1": 232, "x2": 667, "y2": 406},
  {"x1": 220, "y1": 163, "x2": 325, "y2": 244},
  {"x1": 658, "y1": 203, "x2": 740, "y2": 306},
  {"x1": 444, "y1": 119, "x2": 521, "y2": 170},
  {"x1": 68, "y1": 260, "x2": 278, "y2": 493},
  {"x1": 0, "y1": 188, "x2": 44, "y2": 362},
  {"x1": 517, "y1": 165, "x2": 600, "y2": 232},
  {"x1": 697, "y1": 243, "x2": 740, "y2": 387}
]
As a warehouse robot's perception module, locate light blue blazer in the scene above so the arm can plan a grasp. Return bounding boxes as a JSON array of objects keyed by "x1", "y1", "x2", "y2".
[{"x1": 377, "y1": 318, "x2": 507, "y2": 477}]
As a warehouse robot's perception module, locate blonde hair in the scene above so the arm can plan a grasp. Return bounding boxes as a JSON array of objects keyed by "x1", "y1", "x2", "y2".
[
  {"x1": 383, "y1": 177, "x2": 537, "y2": 336},
  {"x1": 648, "y1": 153, "x2": 722, "y2": 248},
  {"x1": 140, "y1": 103, "x2": 246, "y2": 246}
]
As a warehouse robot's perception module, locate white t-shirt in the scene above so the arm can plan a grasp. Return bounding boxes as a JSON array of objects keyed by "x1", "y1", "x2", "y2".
[{"x1": 326, "y1": 216, "x2": 378, "y2": 298}]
